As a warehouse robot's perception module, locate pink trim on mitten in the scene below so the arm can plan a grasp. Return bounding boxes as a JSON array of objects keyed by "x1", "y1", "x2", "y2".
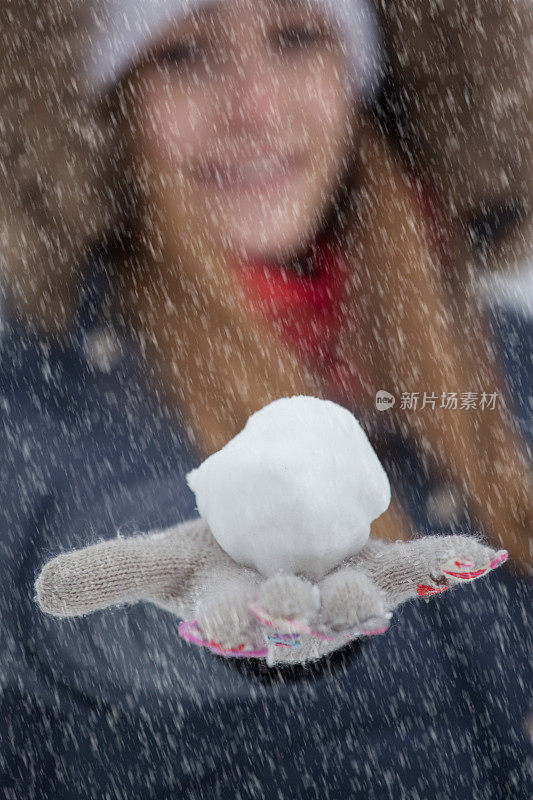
[
  {"x1": 178, "y1": 620, "x2": 268, "y2": 658},
  {"x1": 417, "y1": 549, "x2": 508, "y2": 594},
  {"x1": 417, "y1": 584, "x2": 448, "y2": 597},
  {"x1": 266, "y1": 632, "x2": 303, "y2": 649},
  {"x1": 490, "y1": 550, "x2": 509, "y2": 568},
  {"x1": 249, "y1": 597, "x2": 337, "y2": 641},
  {"x1": 442, "y1": 549, "x2": 508, "y2": 580},
  {"x1": 249, "y1": 597, "x2": 389, "y2": 641}
]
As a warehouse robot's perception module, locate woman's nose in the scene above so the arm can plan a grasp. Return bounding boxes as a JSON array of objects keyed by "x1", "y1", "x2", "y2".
[{"x1": 223, "y1": 56, "x2": 283, "y2": 130}]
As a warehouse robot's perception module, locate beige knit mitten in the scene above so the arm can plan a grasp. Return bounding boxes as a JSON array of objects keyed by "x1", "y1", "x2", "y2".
[{"x1": 34, "y1": 518, "x2": 508, "y2": 667}]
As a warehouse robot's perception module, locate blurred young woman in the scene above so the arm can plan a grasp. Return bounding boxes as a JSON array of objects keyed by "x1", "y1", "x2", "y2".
[{"x1": 88, "y1": 0, "x2": 533, "y2": 567}]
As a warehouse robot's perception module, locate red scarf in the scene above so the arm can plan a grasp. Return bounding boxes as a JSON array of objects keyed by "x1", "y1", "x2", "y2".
[
  {"x1": 233, "y1": 232, "x2": 363, "y2": 400},
  {"x1": 231, "y1": 179, "x2": 445, "y2": 406}
]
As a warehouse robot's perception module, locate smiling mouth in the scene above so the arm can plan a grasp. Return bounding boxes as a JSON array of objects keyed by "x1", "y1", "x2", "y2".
[{"x1": 192, "y1": 153, "x2": 305, "y2": 192}]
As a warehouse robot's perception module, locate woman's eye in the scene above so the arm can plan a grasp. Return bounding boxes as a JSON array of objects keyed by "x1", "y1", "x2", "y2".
[
  {"x1": 156, "y1": 41, "x2": 207, "y2": 68},
  {"x1": 274, "y1": 25, "x2": 326, "y2": 50}
]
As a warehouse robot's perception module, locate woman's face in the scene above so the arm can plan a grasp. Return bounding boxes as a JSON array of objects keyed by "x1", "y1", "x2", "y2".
[{"x1": 122, "y1": 0, "x2": 357, "y2": 264}]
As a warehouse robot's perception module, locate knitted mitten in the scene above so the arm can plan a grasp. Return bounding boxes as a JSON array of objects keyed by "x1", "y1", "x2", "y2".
[{"x1": 35, "y1": 519, "x2": 507, "y2": 667}]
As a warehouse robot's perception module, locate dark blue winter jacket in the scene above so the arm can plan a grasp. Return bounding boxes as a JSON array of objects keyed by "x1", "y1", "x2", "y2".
[{"x1": 1, "y1": 242, "x2": 532, "y2": 799}]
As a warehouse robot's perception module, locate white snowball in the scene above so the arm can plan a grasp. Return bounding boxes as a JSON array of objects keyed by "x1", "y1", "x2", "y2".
[{"x1": 186, "y1": 395, "x2": 391, "y2": 581}]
